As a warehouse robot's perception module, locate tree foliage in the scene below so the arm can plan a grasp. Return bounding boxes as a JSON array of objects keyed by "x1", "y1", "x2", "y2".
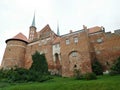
[
  {"x1": 92, "y1": 58, "x2": 103, "y2": 75},
  {"x1": 74, "y1": 69, "x2": 83, "y2": 80},
  {"x1": 83, "y1": 72, "x2": 97, "y2": 80},
  {"x1": 0, "y1": 51, "x2": 51, "y2": 83},
  {"x1": 30, "y1": 51, "x2": 48, "y2": 74},
  {"x1": 110, "y1": 57, "x2": 120, "y2": 75}
]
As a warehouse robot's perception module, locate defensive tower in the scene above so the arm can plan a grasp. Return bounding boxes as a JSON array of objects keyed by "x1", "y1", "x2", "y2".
[{"x1": 1, "y1": 33, "x2": 28, "y2": 68}]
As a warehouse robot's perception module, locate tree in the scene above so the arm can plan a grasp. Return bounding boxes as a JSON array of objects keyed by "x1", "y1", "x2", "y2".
[
  {"x1": 111, "y1": 56, "x2": 120, "y2": 74},
  {"x1": 92, "y1": 58, "x2": 103, "y2": 75},
  {"x1": 30, "y1": 51, "x2": 48, "y2": 74},
  {"x1": 0, "y1": 51, "x2": 51, "y2": 83}
]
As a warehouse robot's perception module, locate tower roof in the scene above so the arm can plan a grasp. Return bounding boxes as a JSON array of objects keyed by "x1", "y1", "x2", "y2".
[
  {"x1": 6, "y1": 33, "x2": 28, "y2": 43},
  {"x1": 57, "y1": 21, "x2": 60, "y2": 35},
  {"x1": 31, "y1": 12, "x2": 35, "y2": 27}
]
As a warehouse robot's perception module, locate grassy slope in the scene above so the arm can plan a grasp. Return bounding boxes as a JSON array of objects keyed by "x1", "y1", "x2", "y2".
[{"x1": 0, "y1": 75, "x2": 120, "y2": 90}]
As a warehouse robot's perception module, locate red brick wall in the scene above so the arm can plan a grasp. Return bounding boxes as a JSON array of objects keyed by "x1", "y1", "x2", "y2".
[
  {"x1": 1, "y1": 40, "x2": 27, "y2": 68},
  {"x1": 60, "y1": 31, "x2": 92, "y2": 77},
  {"x1": 25, "y1": 38, "x2": 54, "y2": 70},
  {"x1": 90, "y1": 32, "x2": 120, "y2": 71}
]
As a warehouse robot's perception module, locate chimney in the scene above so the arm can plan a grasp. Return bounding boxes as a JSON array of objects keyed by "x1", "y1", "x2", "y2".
[
  {"x1": 83, "y1": 25, "x2": 87, "y2": 30},
  {"x1": 70, "y1": 30, "x2": 73, "y2": 33}
]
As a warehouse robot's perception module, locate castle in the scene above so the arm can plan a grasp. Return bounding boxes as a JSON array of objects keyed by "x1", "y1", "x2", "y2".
[{"x1": 1, "y1": 15, "x2": 120, "y2": 77}]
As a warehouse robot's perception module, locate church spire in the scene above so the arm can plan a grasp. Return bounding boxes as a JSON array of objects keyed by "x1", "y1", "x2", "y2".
[
  {"x1": 57, "y1": 21, "x2": 60, "y2": 36},
  {"x1": 31, "y1": 12, "x2": 35, "y2": 27}
]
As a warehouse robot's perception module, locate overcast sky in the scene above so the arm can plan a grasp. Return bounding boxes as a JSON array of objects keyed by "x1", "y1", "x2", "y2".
[{"x1": 0, "y1": 0, "x2": 120, "y2": 64}]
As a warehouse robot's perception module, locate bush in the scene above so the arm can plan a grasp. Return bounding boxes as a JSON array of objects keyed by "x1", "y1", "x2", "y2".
[
  {"x1": 109, "y1": 70, "x2": 119, "y2": 76},
  {"x1": 0, "y1": 69, "x2": 4, "y2": 79},
  {"x1": 0, "y1": 51, "x2": 52, "y2": 83},
  {"x1": 109, "y1": 56, "x2": 120, "y2": 76},
  {"x1": 110, "y1": 57, "x2": 120, "y2": 74},
  {"x1": 83, "y1": 72, "x2": 97, "y2": 80},
  {"x1": 92, "y1": 59, "x2": 103, "y2": 75},
  {"x1": 0, "y1": 68, "x2": 52, "y2": 83},
  {"x1": 74, "y1": 69, "x2": 83, "y2": 80},
  {"x1": 6, "y1": 68, "x2": 30, "y2": 82}
]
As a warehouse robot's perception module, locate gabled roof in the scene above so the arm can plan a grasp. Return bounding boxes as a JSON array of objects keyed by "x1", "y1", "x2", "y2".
[
  {"x1": 88, "y1": 26, "x2": 102, "y2": 34},
  {"x1": 6, "y1": 33, "x2": 28, "y2": 43},
  {"x1": 38, "y1": 24, "x2": 52, "y2": 34},
  {"x1": 53, "y1": 37, "x2": 61, "y2": 44}
]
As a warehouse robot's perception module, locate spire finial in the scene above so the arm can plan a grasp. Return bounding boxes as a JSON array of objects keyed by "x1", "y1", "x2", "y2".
[
  {"x1": 57, "y1": 21, "x2": 60, "y2": 35},
  {"x1": 31, "y1": 12, "x2": 35, "y2": 27}
]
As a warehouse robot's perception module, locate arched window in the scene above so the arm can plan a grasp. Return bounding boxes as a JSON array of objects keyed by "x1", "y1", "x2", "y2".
[
  {"x1": 69, "y1": 51, "x2": 81, "y2": 62},
  {"x1": 55, "y1": 53, "x2": 60, "y2": 64}
]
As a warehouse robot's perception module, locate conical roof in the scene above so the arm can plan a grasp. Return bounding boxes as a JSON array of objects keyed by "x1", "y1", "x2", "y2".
[
  {"x1": 6, "y1": 33, "x2": 28, "y2": 43},
  {"x1": 31, "y1": 12, "x2": 35, "y2": 27}
]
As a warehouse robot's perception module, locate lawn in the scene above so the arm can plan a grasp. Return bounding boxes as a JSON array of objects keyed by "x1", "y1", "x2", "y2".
[{"x1": 0, "y1": 75, "x2": 120, "y2": 90}]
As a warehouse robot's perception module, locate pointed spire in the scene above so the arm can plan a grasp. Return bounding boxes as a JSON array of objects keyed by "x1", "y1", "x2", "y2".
[
  {"x1": 31, "y1": 12, "x2": 35, "y2": 27},
  {"x1": 57, "y1": 21, "x2": 60, "y2": 35}
]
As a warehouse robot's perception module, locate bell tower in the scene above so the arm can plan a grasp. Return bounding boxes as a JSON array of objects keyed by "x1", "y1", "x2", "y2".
[{"x1": 29, "y1": 13, "x2": 37, "y2": 42}]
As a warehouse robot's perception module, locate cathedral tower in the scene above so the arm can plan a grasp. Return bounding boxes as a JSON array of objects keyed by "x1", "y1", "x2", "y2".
[
  {"x1": 1, "y1": 33, "x2": 28, "y2": 69},
  {"x1": 28, "y1": 13, "x2": 37, "y2": 42}
]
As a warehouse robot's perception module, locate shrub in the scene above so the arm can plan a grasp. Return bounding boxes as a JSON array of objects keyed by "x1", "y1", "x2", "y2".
[
  {"x1": 0, "y1": 68, "x2": 51, "y2": 83},
  {"x1": 109, "y1": 56, "x2": 120, "y2": 76},
  {"x1": 74, "y1": 69, "x2": 83, "y2": 80},
  {"x1": 110, "y1": 57, "x2": 120, "y2": 74},
  {"x1": 83, "y1": 72, "x2": 97, "y2": 80},
  {"x1": 0, "y1": 51, "x2": 52, "y2": 83},
  {"x1": 92, "y1": 59, "x2": 103, "y2": 75},
  {"x1": 109, "y1": 70, "x2": 119, "y2": 76},
  {"x1": 0, "y1": 69, "x2": 4, "y2": 79},
  {"x1": 6, "y1": 68, "x2": 30, "y2": 82}
]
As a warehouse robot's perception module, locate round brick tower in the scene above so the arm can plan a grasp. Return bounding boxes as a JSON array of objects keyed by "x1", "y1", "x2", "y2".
[{"x1": 1, "y1": 33, "x2": 28, "y2": 69}]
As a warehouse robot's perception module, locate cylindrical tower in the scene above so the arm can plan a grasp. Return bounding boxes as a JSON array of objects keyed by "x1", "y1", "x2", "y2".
[{"x1": 1, "y1": 33, "x2": 28, "y2": 69}]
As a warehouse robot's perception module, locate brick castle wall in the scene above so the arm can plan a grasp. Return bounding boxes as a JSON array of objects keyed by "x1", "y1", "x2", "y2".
[
  {"x1": 60, "y1": 31, "x2": 92, "y2": 77},
  {"x1": 1, "y1": 25, "x2": 120, "y2": 77},
  {"x1": 2, "y1": 40, "x2": 27, "y2": 68}
]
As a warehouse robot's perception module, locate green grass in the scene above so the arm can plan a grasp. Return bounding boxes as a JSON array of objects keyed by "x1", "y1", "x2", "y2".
[{"x1": 0, "y1": 75, "x2": 120, "y2": 90}]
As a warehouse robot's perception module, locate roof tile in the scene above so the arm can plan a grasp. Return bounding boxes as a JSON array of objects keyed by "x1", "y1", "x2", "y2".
[{"x1": 6, "y1": 33, "x2": 28, "y2": 43}]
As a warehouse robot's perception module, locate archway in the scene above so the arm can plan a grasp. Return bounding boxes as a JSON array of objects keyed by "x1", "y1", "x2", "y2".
[
  {"x1": 55, "y1": 53, "x2": 60, "y2": 65},
  {"x1": 68, "y1": 51, "x2": 81, "y2": 71},
  {"x1": 54, "y1": 53, "x2": 61, "y2": 75}
]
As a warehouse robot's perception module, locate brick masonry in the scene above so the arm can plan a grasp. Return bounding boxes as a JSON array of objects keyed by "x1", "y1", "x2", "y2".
[{"x1": 1, "y1": 25, "x2": 120, "y2": 77}]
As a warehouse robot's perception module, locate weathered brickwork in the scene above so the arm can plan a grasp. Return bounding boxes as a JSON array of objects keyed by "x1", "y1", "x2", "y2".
[
  {"x1": 2, "y1": 40, "x2": 27, "y2": 68},
  {"x1": 60, "y1": 30, "x2": 92, "y2": 77},
  {"x1": 89, "y1": 31, "x2": 120, "y2": 71},
  {"x1": 1, "y1": 24, "x2": 120, "y2": 77}
]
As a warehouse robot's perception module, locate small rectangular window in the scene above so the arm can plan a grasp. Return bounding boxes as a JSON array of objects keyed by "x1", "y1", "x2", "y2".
[
  {"x1": 66, "y1": 39, "x2": 70, "y2": 45},
  {"x1": 72, "y1": 52, "x2": 77, "y2": 57},
  {"x1": 74, "y1": 37, "x2": 78, "y2": 43}
]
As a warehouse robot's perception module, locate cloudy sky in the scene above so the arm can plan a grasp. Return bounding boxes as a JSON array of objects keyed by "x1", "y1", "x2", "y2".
[{"x1": 0, "y1": 0, "x2": 120, "y2": 64}]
